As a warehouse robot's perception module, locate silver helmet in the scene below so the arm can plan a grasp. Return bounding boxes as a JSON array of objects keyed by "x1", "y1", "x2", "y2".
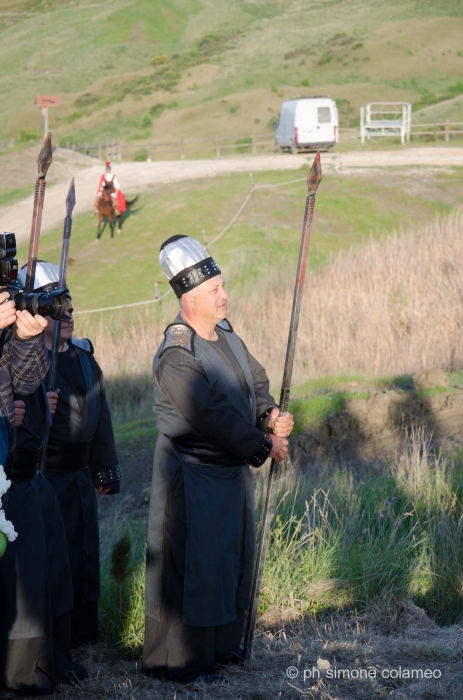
[{"x1": 159, "y1": 235, "x2": 220, "y2": 298}]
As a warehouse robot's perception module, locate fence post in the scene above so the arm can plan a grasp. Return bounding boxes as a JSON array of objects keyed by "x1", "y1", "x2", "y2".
[
  {"x1": 180, "y1": 139, "x2": 185, "y2": 160},
  {"x1": 215, "y1": 135, "x2": 220, "y2": 158},
  {"x1": 148, "y1": 140, "x2": 152, "y2": 161},
  {"x1": 445, "y1": 120, "x2": 450, "y2": 143},
  {"x1": 252, "y1": 134, "x2": 256, "y2": 155},
  {"x1": 98, "y1": 142, "x2": 102, "y2": 160},
  {"x1": 84, "y1": 142, "x2": 88, "y2": 155}
]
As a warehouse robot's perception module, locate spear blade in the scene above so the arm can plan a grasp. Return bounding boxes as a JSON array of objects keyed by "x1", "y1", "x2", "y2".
[
  {"x1": 24, "y1": 132, "x2": 53, "y2": 292},
  {"x1": 65, "y1": 177, "x2": 76, "y2": 218},
  {"x1": 307, "y1": 150, "x2": 322, "y2": 195},
  {"x1": 58, "y1": 178, "x2": 76, "y2": 289},
  {"x1": 37, "y1": 131, "x2": 53, "y2": 179}
]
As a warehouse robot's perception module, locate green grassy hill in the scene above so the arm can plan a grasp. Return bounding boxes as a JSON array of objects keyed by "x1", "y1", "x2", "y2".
[{"x1": 1, "y1": 0, "x2": 463, "y2": 144}]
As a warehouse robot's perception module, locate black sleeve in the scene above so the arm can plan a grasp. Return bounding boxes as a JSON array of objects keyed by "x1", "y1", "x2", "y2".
[
  {"x1": 156, "y1": 349, "x2": 272, "y2": 467},
  {"x1": 243, "y1": 344, "x2": 278, "y2": 432},
  {"x1": 88, "y1": 357, "x2": 121, "y2": 493}
]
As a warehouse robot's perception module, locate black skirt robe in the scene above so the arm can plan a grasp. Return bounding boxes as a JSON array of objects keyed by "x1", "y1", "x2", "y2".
[{"x1": 142, "y1": 318, "x2": 276, "y2": 682}]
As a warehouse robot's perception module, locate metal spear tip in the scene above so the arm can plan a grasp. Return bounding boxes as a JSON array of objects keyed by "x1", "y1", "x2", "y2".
[
  {"x1": 37, "y1": 131, "x2": 53, "y2": 179},
  {"x1": 307, "y1": 151, "x2": 322, "y2": 195},
  {"x1": 65, "y1": 177, "x2": 76, "y2": 216}
]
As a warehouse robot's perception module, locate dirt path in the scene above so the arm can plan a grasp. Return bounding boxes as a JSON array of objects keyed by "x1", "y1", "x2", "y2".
[{"x1": 1, "y1": 146, "x2": 462, "y2": 244}]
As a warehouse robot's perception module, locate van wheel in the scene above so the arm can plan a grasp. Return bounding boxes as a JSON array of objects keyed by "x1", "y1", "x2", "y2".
[
  {"x1": 289, "y1": 140, "x2": 298, "y2": 155},
  {"x1": 275, "y1": 144, "x2": 282, "y2": 153}
]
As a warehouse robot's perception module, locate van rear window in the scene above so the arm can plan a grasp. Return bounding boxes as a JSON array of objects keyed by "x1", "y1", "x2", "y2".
[{"x1": 318, "y1": 107, "x2": 331, "y2": 123}]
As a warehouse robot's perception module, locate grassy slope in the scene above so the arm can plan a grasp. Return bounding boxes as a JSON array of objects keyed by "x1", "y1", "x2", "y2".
[{"x1": 1, "y1": 0, "x2": 463, "y2": 142}]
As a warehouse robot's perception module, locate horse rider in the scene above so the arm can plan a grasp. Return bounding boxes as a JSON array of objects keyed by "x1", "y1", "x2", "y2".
[{"x1": 94, "y1": 161, "x2": 126, "y2": 216}]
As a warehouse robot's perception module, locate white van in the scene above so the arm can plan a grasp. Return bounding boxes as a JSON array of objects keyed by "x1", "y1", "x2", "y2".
[{"x1": 275, "y1": 97, "x2": 339, "y2": 152}]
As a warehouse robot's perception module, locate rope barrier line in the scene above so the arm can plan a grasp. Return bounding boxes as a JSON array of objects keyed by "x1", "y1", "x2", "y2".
[
  {"x1": 206, "y1": 187, "x2": 254, "y2": 247},
  {"x1": 74, "y1": 174, "x2": 307, "y2": 316},
  {"x1": 73, "y1": 288, "x2": 171, "y2": 315}
]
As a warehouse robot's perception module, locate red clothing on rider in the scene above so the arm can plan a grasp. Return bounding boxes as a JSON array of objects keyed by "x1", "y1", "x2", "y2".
[{"x1": 95, "y1": 162, "x2": 126, "y2": 213}]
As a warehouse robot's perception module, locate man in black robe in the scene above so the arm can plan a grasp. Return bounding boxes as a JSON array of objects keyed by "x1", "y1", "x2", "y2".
[
  {"x1": 16, "y1": 262, "x2": 122, "y2": 648},
  {"x1": 142, "y1": 236, "x2": 294, "y2": 683},
  {"x1": 0, "y1": 285, "x2": 88, "y2": 696}
]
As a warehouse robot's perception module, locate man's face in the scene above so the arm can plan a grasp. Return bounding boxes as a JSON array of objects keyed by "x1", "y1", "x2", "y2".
[
  {"x1": 44, "y1": 303, "x2": 74, "y2": 345},
  {"x1": 187, "y1": 275, "x2": 228, "y2": 324}
]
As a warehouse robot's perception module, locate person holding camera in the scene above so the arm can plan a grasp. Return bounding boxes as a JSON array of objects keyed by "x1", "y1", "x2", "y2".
[
  {"x1": 0, "y1": 279, "x2": 88, "y2": 697},
  {"x1": 15, "y1": 262, "x2": 122, "y2": 649}
]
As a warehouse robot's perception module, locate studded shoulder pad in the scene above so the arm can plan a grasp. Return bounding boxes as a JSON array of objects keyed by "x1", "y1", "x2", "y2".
[
  {"x1": 161, "y1": 323, "x2": 195, "y2": 357},
  {"x1": 71, "y1": 337, "x2": 94, "y2": 354}
]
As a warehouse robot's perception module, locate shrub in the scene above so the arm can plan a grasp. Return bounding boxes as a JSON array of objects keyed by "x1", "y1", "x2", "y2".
[
  {"x1": 134, "y1": 148, "x2": 148, "y2": 162},
  {"x1": 152, "y1": 54, "x2": 168, "y2": 66},
  {"x1": 18, "y1": 128, "x2": 39, "y2": 142}
]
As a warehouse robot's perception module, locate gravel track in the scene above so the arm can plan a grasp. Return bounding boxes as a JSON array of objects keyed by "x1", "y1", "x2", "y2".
[{"x1": 1, "y1": 147, "x2": 462, "y2": 244}]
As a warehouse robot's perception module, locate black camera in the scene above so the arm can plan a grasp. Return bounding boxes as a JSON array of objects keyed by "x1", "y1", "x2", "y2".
[
  {"x1": 0, "y1": 233, "x2": 72, "y2": 322},
  {"x1": 0, "y1": 233, "x2": 19, "y2": 285}
]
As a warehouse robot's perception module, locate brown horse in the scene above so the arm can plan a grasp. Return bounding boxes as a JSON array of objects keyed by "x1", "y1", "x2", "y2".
[{"x1": 96, "y1": 184, "x2": 139, "y2": 239}]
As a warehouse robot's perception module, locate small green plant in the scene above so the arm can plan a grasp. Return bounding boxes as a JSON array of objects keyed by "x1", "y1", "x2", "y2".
[
  {"x1": 300, "y1": 78, "x2": 310, "y2": 87},
  {"x1": 110, "y1": 532, "x2": 132, "y2": 617},
  {"x1": 134, "y1": 148, "x2": 148, "y2": 161},
  {"x1": 230, "y1": 104, "x2": 239, "y2": 114},
  {"x1": 74, "y1": 92, "x2": 99, "y2": 108},
  {"x1": 235, "y1": 136, "x2": 252, "y2": 153},
  {"x1": 141, "y1": 114, "x2": 152, "y2": 129},
  {"x1": 318, "y1": 51, "x2": 333, "y2": 66},
  {"x1": 149, "y1": 103, "x2": 165, "y2": 118},
  {"x1": 18, "y1": 128, "x2": 39, "y2": 142},
  {"x1": 152, "y1": 54, "x2": 168, "y2": 66}
]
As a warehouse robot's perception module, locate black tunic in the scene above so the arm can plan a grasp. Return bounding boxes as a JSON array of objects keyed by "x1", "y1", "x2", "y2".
[
  {"x1": 0, "y1": 384, "x2": 87, "y2": 693},
  {"x1": 43, "y1": 339, "x2": 120, "y2": 647},
  {"x1": 142, "y1": 319, "x2": 276, "y2": 682}
]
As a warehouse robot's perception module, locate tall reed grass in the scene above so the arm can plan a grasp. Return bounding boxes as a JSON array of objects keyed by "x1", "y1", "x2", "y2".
[
  {"x1": 78, "y1": 211, "x2": 463, "y2": 402},
  {"x1": 98, "y1": 429, "x2": 463, "y2": 651}
]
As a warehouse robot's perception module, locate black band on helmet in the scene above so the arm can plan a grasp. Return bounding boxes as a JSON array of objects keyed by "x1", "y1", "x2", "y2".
[{"x1": 169, "y1": 257, "x2": 221, "y2": 298}]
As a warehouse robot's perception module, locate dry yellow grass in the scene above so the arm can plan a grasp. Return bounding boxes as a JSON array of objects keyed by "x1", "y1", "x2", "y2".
[
  {"x1": 46, "y1": 612, "x2": 463, "y2": 700},
  {"x1": 82, "y1": 211, "x2": 463, "y2": 389}
]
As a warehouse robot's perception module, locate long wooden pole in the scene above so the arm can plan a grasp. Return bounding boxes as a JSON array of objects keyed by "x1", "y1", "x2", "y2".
[{"x1": 243, "y1": 152, "x2": 322, "y2": 661}]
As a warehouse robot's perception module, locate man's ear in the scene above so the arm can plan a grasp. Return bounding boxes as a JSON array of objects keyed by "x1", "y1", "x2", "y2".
[{"x1": 183, "y1": 292, "x2": 196, "y2": 309}]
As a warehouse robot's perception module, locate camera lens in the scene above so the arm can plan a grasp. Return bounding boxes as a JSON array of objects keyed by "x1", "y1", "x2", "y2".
[{"x1": 14, "y1": 290, "x2": 72, "y2": 321}]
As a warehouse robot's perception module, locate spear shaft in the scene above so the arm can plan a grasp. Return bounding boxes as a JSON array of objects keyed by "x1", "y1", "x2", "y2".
[
  {"x1": 41, "y1": 178, "x2": 76, "y2": 474},
  {"x1": 24, "y1": 132, "x2": 52, "y2": 294},
  {"x1": 47, "y1": 178, "x2": 75, "y2": 390},
  {"x1": 243, "y1": 152, "x2": 322, "y2": 661}
]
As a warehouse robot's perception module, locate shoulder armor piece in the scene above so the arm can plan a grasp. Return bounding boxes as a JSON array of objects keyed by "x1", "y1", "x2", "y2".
[
  {"x1": 71, "y1": 337, "x2": 94, "y2": 354},
  {"x1": 217, "y1": 318, "x2": 233, "y2": 333},
  {"x1": 161, "y1": 323, "x2": 195, "y2": 357}
]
